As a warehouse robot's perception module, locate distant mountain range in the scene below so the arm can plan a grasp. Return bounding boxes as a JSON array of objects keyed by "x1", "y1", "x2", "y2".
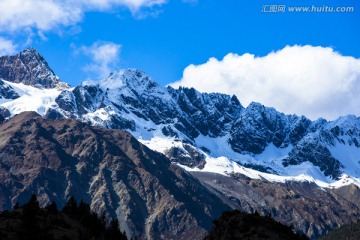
[{"x1": 1, "y1": 48, "x2": 360, "y2": 239}]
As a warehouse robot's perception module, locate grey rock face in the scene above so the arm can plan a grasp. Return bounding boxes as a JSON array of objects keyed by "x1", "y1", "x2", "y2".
[{"x1": 164, "y1": 143, "x2": 206, "y2": 169}]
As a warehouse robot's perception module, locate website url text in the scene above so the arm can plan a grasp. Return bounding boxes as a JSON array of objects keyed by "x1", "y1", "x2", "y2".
[{"x1": 261, "y1": 5, "x2": 355, "y2": 13}]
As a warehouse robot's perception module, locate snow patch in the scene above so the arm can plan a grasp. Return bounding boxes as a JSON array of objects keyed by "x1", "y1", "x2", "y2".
[{"x1": 330, "y1": 140, "x2": 360, "y2": 177}]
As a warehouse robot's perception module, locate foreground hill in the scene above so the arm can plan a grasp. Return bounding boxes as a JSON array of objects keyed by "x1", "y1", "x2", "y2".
[{"x1": 0, "y1": 111, "x2": 228, "y2": 239}]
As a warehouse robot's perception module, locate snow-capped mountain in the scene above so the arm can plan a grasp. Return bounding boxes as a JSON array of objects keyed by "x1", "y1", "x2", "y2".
[
  {"x1": 1, "y1": 48, "x2": 360, "y2": 190},
  {"x1": 50, "y1": 70, "x2": 360, "y2": 188}
]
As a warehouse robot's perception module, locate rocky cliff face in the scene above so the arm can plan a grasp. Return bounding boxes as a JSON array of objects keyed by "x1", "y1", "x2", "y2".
[
  {"x1": 0, "y1": 48, "x2": 69, "y2": 89},
  {"x1": 0, "y1": 112, "x2": 228, "y2": 240}
]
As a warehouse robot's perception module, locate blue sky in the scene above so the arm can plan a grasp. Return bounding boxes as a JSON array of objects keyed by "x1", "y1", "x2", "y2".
[{"x1": 0, "y1": 0, "x2": 359, "y2": 119}]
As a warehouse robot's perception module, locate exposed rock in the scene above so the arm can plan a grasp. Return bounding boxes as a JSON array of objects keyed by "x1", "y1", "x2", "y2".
[
  {"x1": 0, "y1": 106, "x2": 10, "y2": 121},
  {"x1": 164, "y1": 143, "x2": 206, "y2": 169},
  {"x1": 0, "y1": 79, "x2": 20, "y2": 100}
]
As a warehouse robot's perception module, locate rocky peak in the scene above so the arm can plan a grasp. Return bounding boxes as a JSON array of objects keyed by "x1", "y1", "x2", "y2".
[{"x1": 0, "y1": 48, "x2": 69, "y2": 89}]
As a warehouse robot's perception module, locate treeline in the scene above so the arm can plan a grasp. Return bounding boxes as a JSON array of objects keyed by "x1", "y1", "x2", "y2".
[
  {"x1": 204, "y1": 210, "x2": 308, "y2": 240},
  {"x1": 0, "y1": 195, "x2": 127, "y2": 240}
]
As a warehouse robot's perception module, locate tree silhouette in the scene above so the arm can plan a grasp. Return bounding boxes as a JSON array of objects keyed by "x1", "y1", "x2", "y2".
[
  {"x1": 62, "y1": 196, "x2": 77, "y2": 215},
  {"x1": 20, "y1": 194, "x2": 42, "y2": 240},
  {"x1": 46, "y1": 201, "x2": 58, "y2": 215},
  {"x1": 105, "y1": 218, "x2": 127, "y2": 240}
]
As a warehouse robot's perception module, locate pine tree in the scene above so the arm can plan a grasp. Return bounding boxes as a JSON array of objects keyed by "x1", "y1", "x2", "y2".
[
  {"x1": 62, "y1": 196, "x2": 78, "y2": 215},
  {"x1": 20, "y1": 194, "x2": 41, "y2": 240},
  {"x1": 46, "y1": 201, "x2": 58, "y2": 215},
  {"x1": 105, "y1": 218, "x2": 127, "y2": 240}
]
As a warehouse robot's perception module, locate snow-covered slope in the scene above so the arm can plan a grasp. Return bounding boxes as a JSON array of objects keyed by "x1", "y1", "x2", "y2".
[
  {"x1": 0, "y1": 80, "x2": 62, "y2": 116},
  {"x1": 1, "y1": 48, "x2": 360, "y2": 189},
  {"x1": 140, "y1": 133, "x2": 360, "y2": 189}
]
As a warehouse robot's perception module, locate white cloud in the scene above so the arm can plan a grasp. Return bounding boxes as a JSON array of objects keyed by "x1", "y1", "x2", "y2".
[
  {"x1": 0, "y1": 0, "x2": 166, "y2": 33},
  {"x1": 79, "y1": 41, "x2": 122, "y2": 79},
  {"x1": 170, "y1": 45, "x2": 360, "y2": 120},
  {"x1": 0, "y1": 0, "x2": 82, "y2": 32},
  {"x1": 0, "y1": 37, "x2": 18, "y2": 56}
]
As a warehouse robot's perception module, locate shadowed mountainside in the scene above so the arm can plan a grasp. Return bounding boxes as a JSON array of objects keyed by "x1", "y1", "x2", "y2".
[{"x1": 0, "y1": 111, "x2": 229, "y2": 240}]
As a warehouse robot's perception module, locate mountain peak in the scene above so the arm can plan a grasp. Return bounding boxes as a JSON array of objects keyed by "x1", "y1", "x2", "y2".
[
  {"x1": 20, "y1": 47, "x2": 41, "y2": 56},
  {"x1": 0, "y1": 48, "x2": 70, "y2": 90},
  {"x1": 100, "y1": 68, "x2": 160, "y2": 93}
]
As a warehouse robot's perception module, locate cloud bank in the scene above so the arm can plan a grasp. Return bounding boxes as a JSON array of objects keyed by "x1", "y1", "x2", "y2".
[
  {"x1": 170, "y1": 45, "x2": 360, "y2": 120},
  {"x1": 0, "y1": 0, "x2": 166, "y2": 33}
]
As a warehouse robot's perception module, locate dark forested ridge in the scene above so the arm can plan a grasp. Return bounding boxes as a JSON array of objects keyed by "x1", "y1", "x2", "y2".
[
  {"x1": 204, "y1": 210, "x2": 308, "y2": 240},
  {"x1": 0, "y1": 194, "x2": 127, "y2": 240},
  {"x1": 319, "y1": 220, "x2": 360, "y2": 240}
]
